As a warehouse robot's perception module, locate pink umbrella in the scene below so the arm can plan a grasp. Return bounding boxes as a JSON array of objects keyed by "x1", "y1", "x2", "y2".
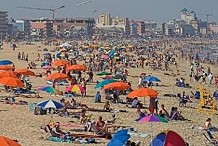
[
  {"x1": 137, "y1": 115, "x2": 161, "y2": 123},
  {"x1": 101, "y1": 54, "x2": 109, "y2": 59},
  {"x1": 42, "y1": 65, "x2": 53, "y2": 70}
]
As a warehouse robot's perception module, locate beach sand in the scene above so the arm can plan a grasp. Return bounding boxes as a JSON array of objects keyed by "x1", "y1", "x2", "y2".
[{"x1": 0, "y1": 42, "x2": 218, "y2": 146}]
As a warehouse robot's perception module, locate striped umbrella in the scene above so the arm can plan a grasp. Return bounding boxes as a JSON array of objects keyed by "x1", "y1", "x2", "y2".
[{"x1": 36, "y1": 99, "x2": 64, "y2": 109}]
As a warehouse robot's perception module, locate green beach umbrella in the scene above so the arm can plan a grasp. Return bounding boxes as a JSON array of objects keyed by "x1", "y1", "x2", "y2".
[
  {"x1": 156, "y1": 115, "x2": 168, "y2": 123},
  {"x1": 95, "y1": 79, "x2": 117, "y2": 89},
  {"x1": 97, "y1": 71, "x2": 112, "y2": 76}
]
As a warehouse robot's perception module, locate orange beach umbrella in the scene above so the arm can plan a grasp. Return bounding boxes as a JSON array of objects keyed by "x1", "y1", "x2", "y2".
[
  {"x1": 0, "y1": 136, "x2": 21, "y2": 146},
  {"x1": 46, "y1": 73, "x2": 68, "y2": 81},
  {"x1": 128, "y1": 88, "x2": 158, "y2": 98},
  {"x1": 67, "y1": 65, "x2": 87, "y2": 71},
  {"x1": 103, "y1": 82, "x2": 130, "y2": 90},
  {"x1": 15, "y1": 69, "x2": 36, "y2": 76},
  {"x1": 0, "y1": 71, "x2": 17, "y2": 78},
  {"x1": 0, "y1": 77, "x2": 24, "y2": 87},
  {"x1": 52, "y1": 60, "x2": 69, "y2": 66},
  {"x1": 0, "y1": 65, "x2": 14, "y2": 71}
]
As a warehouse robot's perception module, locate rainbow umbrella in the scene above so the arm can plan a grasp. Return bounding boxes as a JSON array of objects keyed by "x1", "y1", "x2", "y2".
[
  {"x1": 136, "y1": 115, "x2": 168, "y2": 123},
  {"x1": 65, "y1": 85, "x2": 85, "y2": 92}
]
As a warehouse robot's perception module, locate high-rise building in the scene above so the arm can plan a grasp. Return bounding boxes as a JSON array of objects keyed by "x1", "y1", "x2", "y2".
[
  {"x1": 97, "y1": 13, "x2": 111, "y2": 26},
  {"x1": 129, "y1": 20, "x2": 145, "y2": 36},
  {"x1": 30, "y1": 19, "x2": 53, "y2": 38},
  {"x1": 53, "y1": 17, "x2": 95, "y2": 37},
  {"x1": 180, "y1": 8, "x2": 197, "y2": 24},
  {"x1": 96, "y1": 13, "x2": 130, "y2": 36},
  {"x1": 0, "y1": 10, "x2": 8, "y2": 37}
]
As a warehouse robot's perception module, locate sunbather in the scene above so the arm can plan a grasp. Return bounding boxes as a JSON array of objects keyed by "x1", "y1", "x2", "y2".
[
  {"x1": 95, "y1": 116, "x2": 108, "y2": 133},
  {"x1": 204, "y1": 118, "x2": 218, "y2": 132},
  {"x1": 51, "y1": 122, "x2": 66, "y2": 138},
  {"x1": 158, "y1": 104, "x2": 169, "y2": 118},
  {"x1": 137, "y1": 106, "x2": 148, "y2": 117},
  {"x1": 103, "y1": 101, "x2": 112, "y2": 111},
  {"x1": 80, "y1": 109, "x2": 88, "y2": 124},
  {"x1": 170, "y1": 107, "x2": 185, "y2": 120}
]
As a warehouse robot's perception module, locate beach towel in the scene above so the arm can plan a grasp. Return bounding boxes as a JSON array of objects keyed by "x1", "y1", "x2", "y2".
[{"x1": 60, "y1": 123, "x2": 83, "y2": 128}]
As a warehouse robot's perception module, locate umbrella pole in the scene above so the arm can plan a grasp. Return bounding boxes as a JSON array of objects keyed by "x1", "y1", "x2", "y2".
[
  {"x1": 150, "y1": 123, "x2": 153, "y2": 144},
  {"x1": 144, "y1": 97, "x2": 145, "y2": 105}
]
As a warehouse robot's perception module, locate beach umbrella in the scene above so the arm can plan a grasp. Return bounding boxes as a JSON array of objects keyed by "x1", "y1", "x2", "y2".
[
  {"x1": 95, "y1": 79, "x2": 117, "y2": 89},
  {"x1": 0, "y1": 65, "x2": 14, "y2": 71},
  {"x1": 136, "y1": 115, "x2": 168, "y2": 123},
  {"x1": 0, "y1": 71, "x2": 17, "y2": 78},
  {"x1": 103, "y1": 82, "x2": 130, "y2": 90},
  {"x1": 56, "y1": 52, "x2": 68, "y2": 59},
  {"x1": 0, "y1": 60, "x2": 13, "y2": 66},
  {"x1": 138, "y1": 115, "x2": 168, "y2": 141},
  {"x1": 143, "y1": 76, "x2": 161, "y2": 82},
  {"x1": 101, "y1": 75, "x2": 113, "y2": 80},
  {"x1": 108, "y1": 129, "x2": 130, "y2": 146},
  {"x1": 52, "y1": 60, "x2": 68, "y2": 66},
  {"x1": 37, "y1": 86, "x2": 57, "y2": 94},
  {"x1": 59, "y1": 42, "x2": 72, "y2": 48},
  {"x1": 128, "y1": 88, "x2": 158, "y2": 98},
  {"x1": 65, "y1": 85, "x2": 85, "y2": 93},
  {"x1": 151, "y1": 130, "x2": 186, "y2": 146},
  {"x1": 67, "y1": 65, "x2": 87, "y2": 71},
  {"x1": 15, "y1": 69, "x2": 35, "y2": 76},
  {"x1": 46, "y1": 73, "x2": 68, "y2": 81},
  {"x1": 0, "y1": 77, "x2": 24, "y2": 87},
  {"x1": 138, "y1": 115, "x2": 161, "y2": 123},
  {"x1": 36, "y1": 99, "x2": 64, "y2": 109},
  {"x1": 113, "y1": 74, "x2": 125, "y2": 79},
  {"x1": 0, "y1": 135, "x2": 21, "y2": 146},
  {"x1": 97, "y1": 71, "x2": 112, "y2": 76},
  {"x1": 101, "y1": 54, "x2": 109, "y2": 59},
  {"x1": 42, "y1": 65, "x2": 53, "y2": 70}
]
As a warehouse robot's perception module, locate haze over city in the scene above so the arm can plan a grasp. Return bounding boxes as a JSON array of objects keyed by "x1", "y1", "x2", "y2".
[{"x1": 0, "y1": 0, "x2": 218, "y2": 23}]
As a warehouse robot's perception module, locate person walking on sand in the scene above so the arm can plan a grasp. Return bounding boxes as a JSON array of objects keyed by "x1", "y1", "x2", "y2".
[{"x1": 25, "y1": 54, "x2": 29, "y2": 62}]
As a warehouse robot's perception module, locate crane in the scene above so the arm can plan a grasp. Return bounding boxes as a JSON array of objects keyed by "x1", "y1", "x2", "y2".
[{"x1": 17, "y1": 6, "x2": 65, "y2": 20}]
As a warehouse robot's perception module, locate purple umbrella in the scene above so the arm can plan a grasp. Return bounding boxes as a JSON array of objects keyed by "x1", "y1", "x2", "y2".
[{"x1": 138, "y1": 115, "x2": 161, "y2": 123}]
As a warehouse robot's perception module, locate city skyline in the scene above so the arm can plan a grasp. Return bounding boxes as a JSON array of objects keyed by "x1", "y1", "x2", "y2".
[{"x1": 0, "y1": 0, "x2": 218, "y2": 23}]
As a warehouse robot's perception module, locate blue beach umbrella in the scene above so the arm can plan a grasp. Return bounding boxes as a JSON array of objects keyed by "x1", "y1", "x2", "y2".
[
  {"x1": 0, "y1": 60, "x2": 13, "y2": 65},
  {"x1": 36, "y1": 99, "x2": 64, "y2": 109},
  {"x1": 143, "y1": 76, "x2": 161, "y2": 82},
  {"x1": 108, "y1": 129, "x2": 130, "y2": 146},
  {"x1": 37, "y1": 86, "x2": 57, "y2": 94},
  {"x1": 94, "y1": 79, "x2": 117, "y2": 89}
]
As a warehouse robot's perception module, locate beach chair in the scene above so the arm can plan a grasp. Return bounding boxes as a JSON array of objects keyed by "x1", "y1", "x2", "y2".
[{"x1": 203, "y1": 132, "x2": 218, "y2": 145}]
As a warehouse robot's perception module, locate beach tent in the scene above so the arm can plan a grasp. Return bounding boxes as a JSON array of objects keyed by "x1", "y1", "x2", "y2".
[{"x1": 151, "y1": 130, "x2": 186, "y2": 146}]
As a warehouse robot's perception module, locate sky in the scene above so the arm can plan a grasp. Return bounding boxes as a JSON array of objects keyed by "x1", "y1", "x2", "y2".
[{"x1": 0, "y1": 0, "x2": 218, "y2": 23}]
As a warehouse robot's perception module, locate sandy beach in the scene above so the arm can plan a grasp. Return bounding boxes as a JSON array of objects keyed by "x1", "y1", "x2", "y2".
[{"x1": 0, "y1": 40, "x2": 218, "y2": 146}]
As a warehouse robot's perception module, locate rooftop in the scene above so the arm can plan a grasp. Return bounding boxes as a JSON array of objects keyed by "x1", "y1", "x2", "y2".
[{"x1": 181, "y1": 8, "x2": 189, "y2": 13}]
